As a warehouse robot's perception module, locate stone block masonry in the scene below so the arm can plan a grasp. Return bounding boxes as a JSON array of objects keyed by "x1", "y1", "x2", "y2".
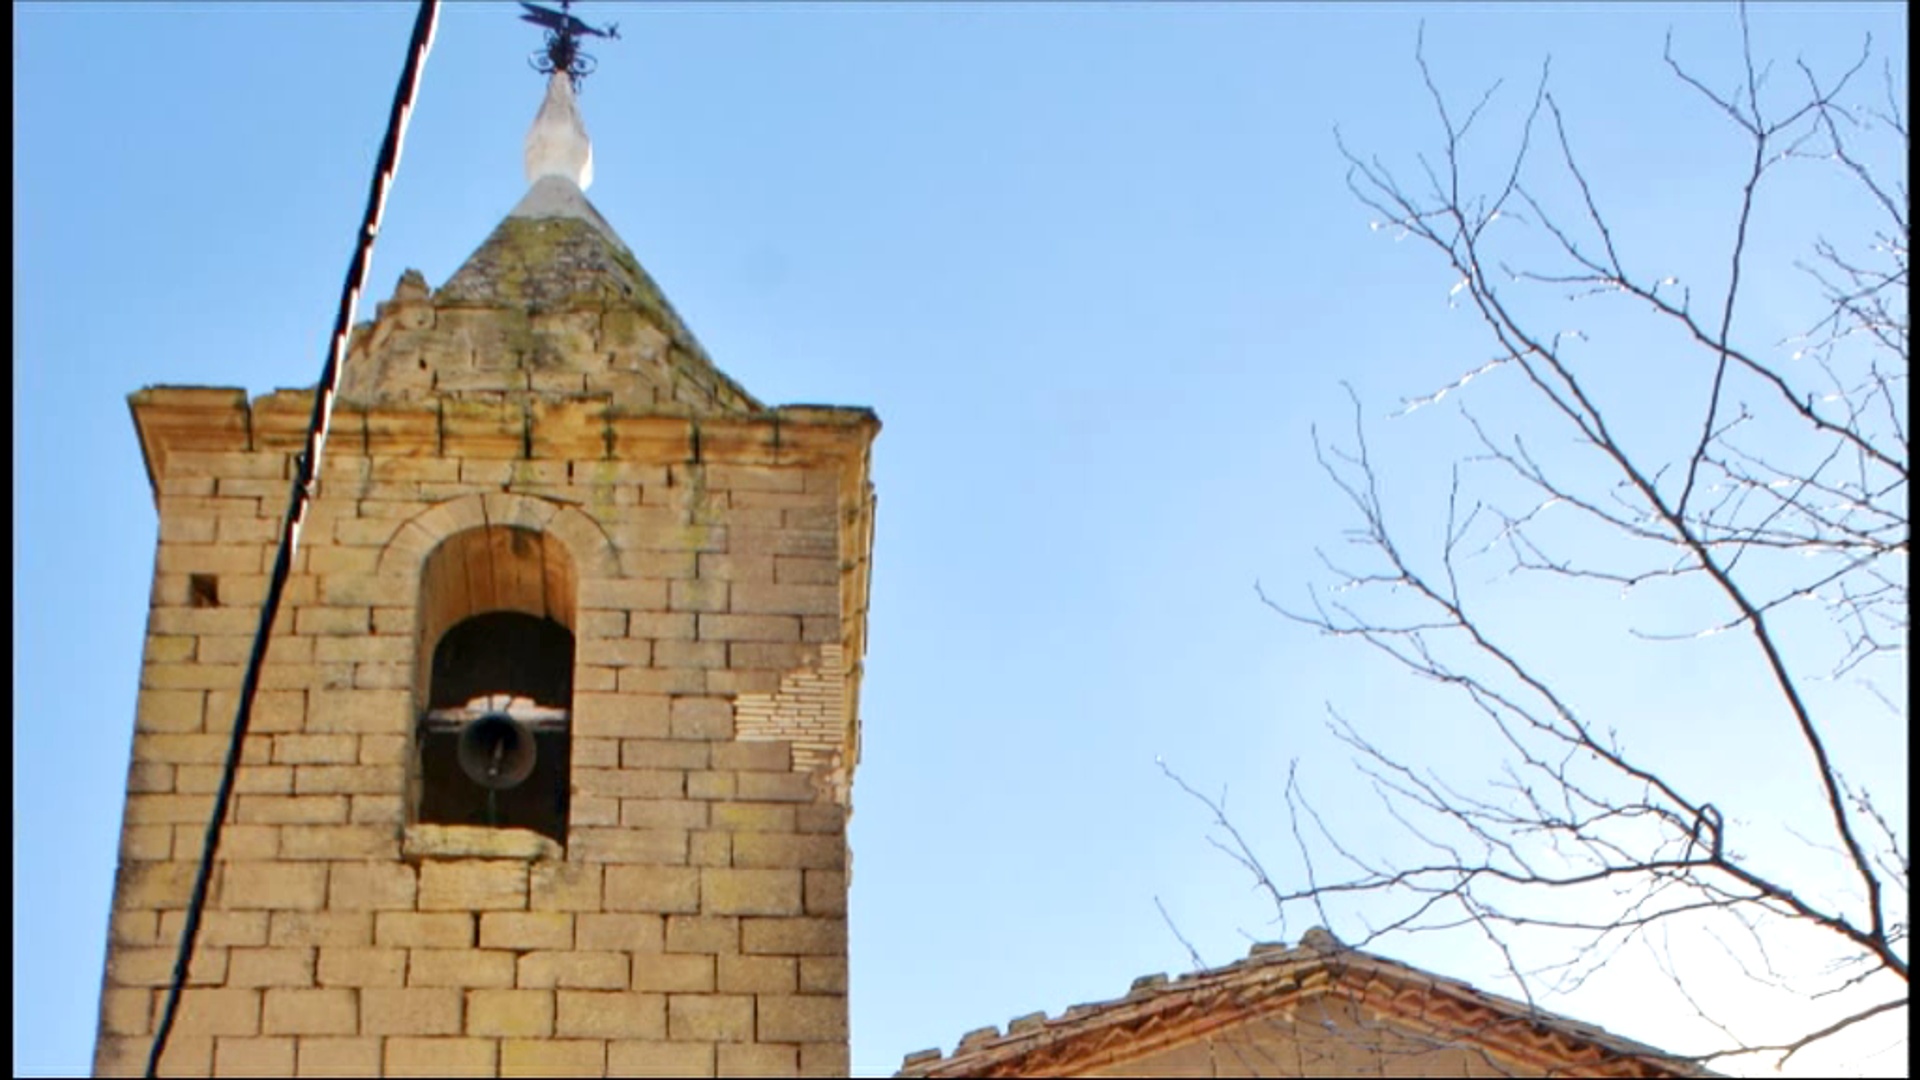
[{"x1": 100, "y1": 380, "x2": 876, "y2": 1078}]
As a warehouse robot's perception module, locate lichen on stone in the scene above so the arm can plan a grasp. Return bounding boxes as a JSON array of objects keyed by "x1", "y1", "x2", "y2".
[{"x1": 339, "y1": 209, "x2": 762, "y2": 417}]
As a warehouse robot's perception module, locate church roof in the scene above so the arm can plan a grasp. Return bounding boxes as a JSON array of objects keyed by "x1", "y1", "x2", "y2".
[
  {"x1": 337, "y1": 71, "x2": 759, "y2": 415},
  {"x1": 438, "y1": 174, "x2": 637, "y2": 306},
  {"x1": 431, "y1": 175, "x2": 741, "y2": 395},
  {"x1": 896, "y1": 929, "x2": 1711, "y2": 1078}
]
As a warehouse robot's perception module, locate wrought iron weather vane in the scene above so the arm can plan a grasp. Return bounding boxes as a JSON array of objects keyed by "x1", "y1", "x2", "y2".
[{"x1": 520, "y1": 1, "x2": 619, "y2": 89}]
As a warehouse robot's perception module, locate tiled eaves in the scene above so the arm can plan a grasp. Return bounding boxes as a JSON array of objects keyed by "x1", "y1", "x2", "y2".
[{"x1": 896, "y1": 929, "x2": 1712, "y2": 1078}]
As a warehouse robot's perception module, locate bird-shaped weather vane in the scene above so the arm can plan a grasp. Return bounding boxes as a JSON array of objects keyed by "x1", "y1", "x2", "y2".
[{"x1": 520, "y1": 1, "x2": 620, "y2": 89}]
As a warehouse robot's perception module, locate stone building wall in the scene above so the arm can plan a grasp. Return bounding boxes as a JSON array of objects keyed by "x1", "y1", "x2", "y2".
[{"x1": 97, "y1": 385, "x2": 876, "y2": 1078}]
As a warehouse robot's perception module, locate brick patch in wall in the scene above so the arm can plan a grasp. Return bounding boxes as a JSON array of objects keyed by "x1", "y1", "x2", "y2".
[{"x1": 732, "y1": 644, "x2": 849, "y2": 805}]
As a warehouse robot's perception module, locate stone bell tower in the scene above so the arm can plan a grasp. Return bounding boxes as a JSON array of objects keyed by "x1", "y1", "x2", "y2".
[{"x1": 94, "y1": 63, "x2": 878, "y2": 1078}]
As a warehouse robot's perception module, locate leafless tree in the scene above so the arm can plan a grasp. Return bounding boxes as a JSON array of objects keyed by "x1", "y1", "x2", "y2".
[{"x1": 1179, "y1": 10, "x2": 1905, "y2": 1074}]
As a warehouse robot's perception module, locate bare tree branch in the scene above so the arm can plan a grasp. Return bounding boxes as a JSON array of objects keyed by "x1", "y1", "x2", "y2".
[{"x1": 1183, "y1": 8, "x2": 1907, "y2": 1071}]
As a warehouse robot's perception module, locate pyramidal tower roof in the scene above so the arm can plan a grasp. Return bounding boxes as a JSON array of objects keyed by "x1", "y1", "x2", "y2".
[{"x1": 339, "y1": 71, "x2": 759, "y2": 414}]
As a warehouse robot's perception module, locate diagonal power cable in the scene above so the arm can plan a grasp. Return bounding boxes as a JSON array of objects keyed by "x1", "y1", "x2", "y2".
[{"x1": 144, "y1": 3, "x2": 440, "y2": 1074}]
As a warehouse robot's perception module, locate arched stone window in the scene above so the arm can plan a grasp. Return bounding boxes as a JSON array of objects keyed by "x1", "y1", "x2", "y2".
[{"x1": 413, "y1": 525, "x2": 576, "y2": 846}]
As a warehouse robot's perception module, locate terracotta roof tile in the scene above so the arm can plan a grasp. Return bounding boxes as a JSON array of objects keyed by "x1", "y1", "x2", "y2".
[{"x1": 896, "y1": 929, "x2": 1713, "y2": 1078}]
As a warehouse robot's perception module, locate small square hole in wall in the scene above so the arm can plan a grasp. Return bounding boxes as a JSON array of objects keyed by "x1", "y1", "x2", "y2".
[{"x1": 189, "y1": 574, "x2": 220, "y2": 608}]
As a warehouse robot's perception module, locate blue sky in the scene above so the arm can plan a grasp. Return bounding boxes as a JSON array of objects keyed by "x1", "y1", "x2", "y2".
[{"x1": 14, "y1": 3, "x2": 1906, "y2": 1076}]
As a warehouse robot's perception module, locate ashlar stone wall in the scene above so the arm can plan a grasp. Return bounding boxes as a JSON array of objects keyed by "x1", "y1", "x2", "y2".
[{"x1": 97, "y1": 386, "x2": 877, "y2": 1078}]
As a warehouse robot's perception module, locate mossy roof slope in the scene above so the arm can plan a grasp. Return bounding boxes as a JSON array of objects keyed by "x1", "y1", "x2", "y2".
[{"x1": 432, "y1": 175, "x2": 756, "y2": 409}]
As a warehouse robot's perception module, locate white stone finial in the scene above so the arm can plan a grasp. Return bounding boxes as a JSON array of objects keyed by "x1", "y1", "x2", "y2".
[{"x1": 525, "y1": 73, "x2": 594, "y2": 190}]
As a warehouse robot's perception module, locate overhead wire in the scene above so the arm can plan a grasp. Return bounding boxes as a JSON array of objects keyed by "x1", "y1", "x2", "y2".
[{"x1": 144, "y1": 2, "x2": 441, "y2": 1073}]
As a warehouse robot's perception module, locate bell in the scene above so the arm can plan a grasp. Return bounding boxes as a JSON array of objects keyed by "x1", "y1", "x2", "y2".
[{"x1": 456, "y1": 713, "x2": 538, "y2": 790}]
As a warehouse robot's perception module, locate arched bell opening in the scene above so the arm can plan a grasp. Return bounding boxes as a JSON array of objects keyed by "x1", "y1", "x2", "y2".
[{"x1": 412, "y1": 525, "x2": 576, "y2": 847}]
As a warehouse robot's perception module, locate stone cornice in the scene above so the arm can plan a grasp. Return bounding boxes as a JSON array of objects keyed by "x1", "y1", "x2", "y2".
[{"x1": 129, "y1": 387, "x2": 878, "y2": 498}]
